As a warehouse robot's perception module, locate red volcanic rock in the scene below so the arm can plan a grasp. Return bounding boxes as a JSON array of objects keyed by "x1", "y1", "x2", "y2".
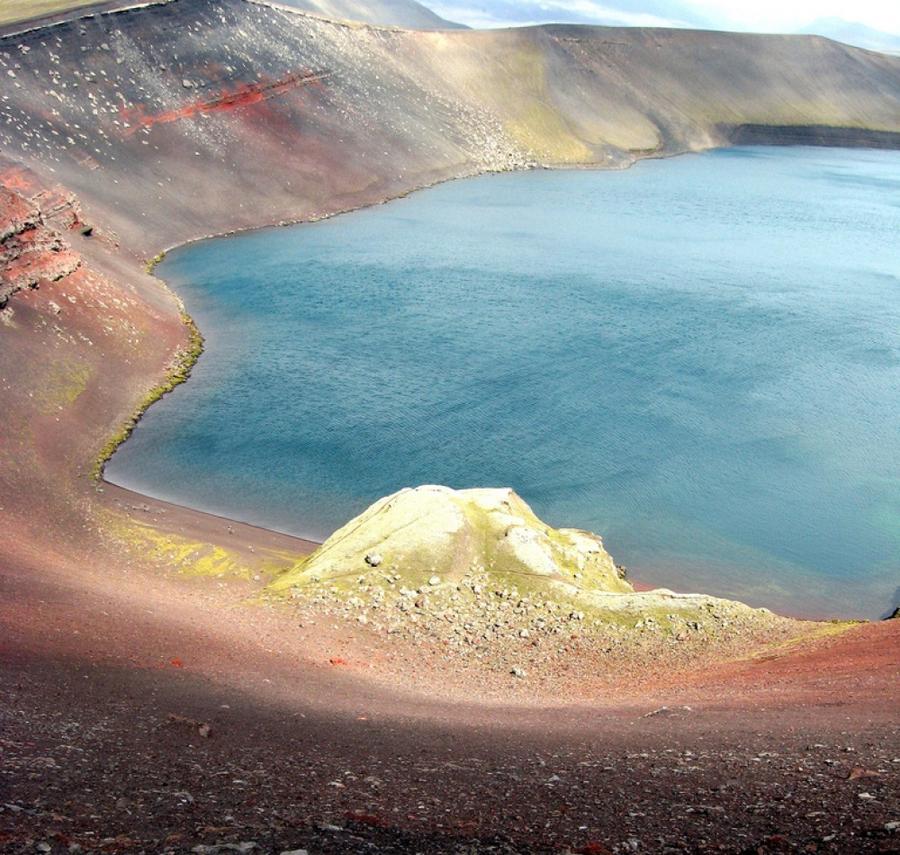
[
  {"x1": 0, "y1": 186, "x2": 37, "y2": 240},
  {"x1": 0, "y1": 185, "x2": 82, "y2": 306}
]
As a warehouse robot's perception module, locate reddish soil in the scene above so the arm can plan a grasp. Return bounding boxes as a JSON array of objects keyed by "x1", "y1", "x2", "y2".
[
  {"x1": 1, "y1": 160, "x2": 897, "y2": 855},
  {"x1": 1, "y1": 503, "x2": 899, "y2": 854}
]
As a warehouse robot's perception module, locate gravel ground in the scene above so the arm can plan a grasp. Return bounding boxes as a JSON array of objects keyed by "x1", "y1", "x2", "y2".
[
  {"x1": 2, "y1": 635, "x2": 899, "y2": 854},
  {"x1": 2, "y1": 500, "x2": 897, "y2": 855}
]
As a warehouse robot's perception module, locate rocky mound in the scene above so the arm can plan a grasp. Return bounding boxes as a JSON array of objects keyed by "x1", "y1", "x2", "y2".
[
  {"x1": 270, "y1": 485, "x2": 632, "y2": 596},
  {"x1": 268, "y1": 487, "x2": 798, "y2": 657}
]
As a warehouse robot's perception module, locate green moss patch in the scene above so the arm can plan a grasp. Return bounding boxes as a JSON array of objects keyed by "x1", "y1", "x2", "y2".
[{"x1": 92, "y1": 310, "x2": 202, "y2": 481}]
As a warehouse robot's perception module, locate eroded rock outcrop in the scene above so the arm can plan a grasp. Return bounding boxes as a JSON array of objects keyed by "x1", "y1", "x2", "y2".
[
  {"x1": 0, "y1": 186, "x2": 82, "y2": 307},
  {"x1": 269, "y1": 486, "x2": 787, "y2": 648}
]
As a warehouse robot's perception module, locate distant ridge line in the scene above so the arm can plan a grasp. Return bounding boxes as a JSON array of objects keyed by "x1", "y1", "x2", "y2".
[
  {"x1": 724, "y1": 124, "x2": 900, "y2": 149},
  {"x1": 0, "y1": 0, "x2": 171, "y2": 42}
]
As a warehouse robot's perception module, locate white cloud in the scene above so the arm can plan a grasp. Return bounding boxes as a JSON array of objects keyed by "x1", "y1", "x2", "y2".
[
  {"x1": 679, "y1": 0, "x2": 900, "y2": 33},
  {"x1": 429, "y1": 0, "x2": 689, "y2": 29},
  {"x1": 532, "y1": 0, "x2": 688, "y2": 27},
  {"x1": 427, "y1": 0, "x2": 900, "y2": 35},
  {"x1": 426, "y1": 4, "x2": 540, "y2": 27}
]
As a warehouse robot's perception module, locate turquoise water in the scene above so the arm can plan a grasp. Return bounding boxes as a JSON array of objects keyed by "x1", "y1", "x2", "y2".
[{"x1": 107, "y1": 147, "x2": 900, "y2": 618}]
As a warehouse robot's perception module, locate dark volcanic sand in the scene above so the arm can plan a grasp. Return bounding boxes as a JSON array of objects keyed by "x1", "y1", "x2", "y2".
[{"x1": 2, "y1": 490, "x2": 898, "y2": 854}]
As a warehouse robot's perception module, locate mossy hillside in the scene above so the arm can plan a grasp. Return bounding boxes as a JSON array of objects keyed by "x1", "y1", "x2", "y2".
[
  {"x1": 266, "y1": 486, "x2": 804, "y2": 649},
  {"x1": 268, "y1": 486, "x2": 632, "y2": 596}
]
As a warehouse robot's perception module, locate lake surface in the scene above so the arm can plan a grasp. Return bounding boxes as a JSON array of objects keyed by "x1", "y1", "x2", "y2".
[{"x1": 107, "y1": 147, "x2": 900, "y2": 618}]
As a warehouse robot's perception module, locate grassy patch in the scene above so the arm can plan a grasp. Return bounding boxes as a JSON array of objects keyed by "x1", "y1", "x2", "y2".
[
  {"x1": 145, "y1": 251, "x2": 166, "y2": 274},
  {"x1": 91, "y1": 310, "x2": 203, "y2": 480},
  {"x1": 746, "y1": 618, "x2": 861, "y2": 658},
  {"x1": 37, "y1": 360, "x2": 92, "y2": 412}
]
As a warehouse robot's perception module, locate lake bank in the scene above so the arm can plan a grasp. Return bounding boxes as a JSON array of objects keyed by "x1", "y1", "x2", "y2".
[{"x1": 106, "y1": 147, "x2": 900, "y2": 620}]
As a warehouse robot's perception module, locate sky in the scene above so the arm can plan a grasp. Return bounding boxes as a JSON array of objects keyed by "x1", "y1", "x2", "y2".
[
  {"x1": 423, "y1": 0, "x2": 900, "y2": 43},
  {"x1": 681, "y1": 0, "x2": 900, "y2": 32}
]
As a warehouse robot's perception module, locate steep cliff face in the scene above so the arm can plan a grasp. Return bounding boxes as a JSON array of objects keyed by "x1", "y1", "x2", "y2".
[{"x1": 0, "y1": 0, "x2": 897, "y2": 257}]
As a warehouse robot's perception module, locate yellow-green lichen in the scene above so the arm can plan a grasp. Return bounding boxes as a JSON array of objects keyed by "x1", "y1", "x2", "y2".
[
  {"x1": 98, "y1": 510, "x2": 296, "y2": 581},
  {"x1": 91, "y1": 310, "x2": 203, "y2": 481},
  {"x1": 144, "y1": 251, "x2": 167, "y2": 274},
  {"x1": 37, "y1": 360, "x2": 92, "y2": 412},
  {"x1": 745, "y1": 618, "x2": 861, "y2": 660}
]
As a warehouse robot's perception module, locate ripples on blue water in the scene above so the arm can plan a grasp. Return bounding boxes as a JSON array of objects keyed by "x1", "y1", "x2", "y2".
[{"x1": 107, "y1": 147, "x2": 900, "y2": 618}]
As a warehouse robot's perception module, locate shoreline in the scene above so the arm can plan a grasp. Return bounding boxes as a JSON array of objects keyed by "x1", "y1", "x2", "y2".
[
  {"x1": 94, "y1": 146, "x2": 900, "y2": 625},
  {"x1": 99, "y1": 475, "x2": 874, "y2": 624},
  {"x1": 98, "y1": 480, "x2": 320, "y2": 554}
]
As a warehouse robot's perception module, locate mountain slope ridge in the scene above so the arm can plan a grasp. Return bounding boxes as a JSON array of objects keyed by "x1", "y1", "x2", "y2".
[
  {"x1": 252, "y1": 0, "x2": 464, "y2": 30},
  {"x1": 0, "y1": 0, "x2": 897, "y2": 259}
]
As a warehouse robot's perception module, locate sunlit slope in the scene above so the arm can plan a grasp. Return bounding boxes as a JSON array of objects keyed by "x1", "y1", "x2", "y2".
[
  {"x1": 274, "y1": 0, "x2": 464, "y2": 29},
  {"x1": 0, "y1": 0, "x2": 462, "y2": 30},
  {"x1": 419, "y1": 25, "x2": 900, "y2": 159},
  {"x1": 267, "y1": 486, "x2": 797, "y2": 641},
  {"x1": 269, "y1": 486, "x2": 633, "y2": 596},
  {"x1": 0, "y1": 0, "x2": 103, "y2": 27},
  {"x1": 0, "y1": 0, "x2": 897, "y2": 256}
]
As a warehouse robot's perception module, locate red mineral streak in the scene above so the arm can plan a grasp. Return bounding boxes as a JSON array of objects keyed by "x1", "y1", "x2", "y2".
[{"x1": 119, "y1": 69, "x2": 329, "y2": 135}]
